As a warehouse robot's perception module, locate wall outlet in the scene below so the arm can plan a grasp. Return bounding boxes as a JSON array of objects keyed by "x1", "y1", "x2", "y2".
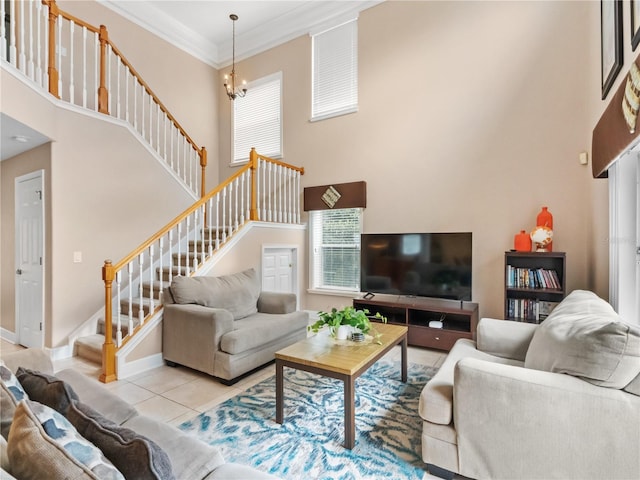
[{"x1": 73, "y1": 251, "x2": 82, "y2": 263}]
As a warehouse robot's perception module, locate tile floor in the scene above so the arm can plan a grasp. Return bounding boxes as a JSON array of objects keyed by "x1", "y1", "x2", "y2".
[{"x1": 1, "y1": 338, "x2": 449, "y2": 478}]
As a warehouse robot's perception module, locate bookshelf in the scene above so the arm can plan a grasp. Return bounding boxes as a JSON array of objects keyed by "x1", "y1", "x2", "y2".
[
  {"x1": 504, "y1": 251, "x2": 566, "y2": 323},
  {"x1": 353, "y1": 294, "x2": 478, "y2": 351}
]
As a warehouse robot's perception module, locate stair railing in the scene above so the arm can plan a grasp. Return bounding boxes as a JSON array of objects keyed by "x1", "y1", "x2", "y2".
[
  {"x1": 100, "y1": 149, "x2": 304, "y2": 382},
  {"x1": 1, "y1": 0, "x2": 206, "y2": 198}
]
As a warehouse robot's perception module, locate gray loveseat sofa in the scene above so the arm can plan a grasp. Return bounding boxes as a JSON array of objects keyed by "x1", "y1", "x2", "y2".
[
  {"x1": 163, "y1": 268, "x2": 309, "y2": 384},
  {"x1": 419, "y1": 290, "x2": 640, "y2": 480},
  {"x1": 1, "y1": 348, "x2": 278, "y2": 479}
]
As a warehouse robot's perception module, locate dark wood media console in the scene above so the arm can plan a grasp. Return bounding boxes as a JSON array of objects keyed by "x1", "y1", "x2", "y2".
[{"x1": 353, "y1": 294, "x2": 478, "y2": 351}]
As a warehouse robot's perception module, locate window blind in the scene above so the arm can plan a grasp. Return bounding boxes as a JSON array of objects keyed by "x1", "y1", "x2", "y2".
[
  {"x1": 311, "y1": 19, "x2": 358, "y2": 121},
  {"x1": 310, "y1": 208, "x2": 362, "y2": 291},
  {"x1": 233, "y1": 72, "x2": 282, "y2": 163}
]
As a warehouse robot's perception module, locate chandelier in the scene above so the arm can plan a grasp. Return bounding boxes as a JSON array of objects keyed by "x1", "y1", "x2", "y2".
[{"x1": 224, "y1": 14, "x2": 247, "y2": 100}]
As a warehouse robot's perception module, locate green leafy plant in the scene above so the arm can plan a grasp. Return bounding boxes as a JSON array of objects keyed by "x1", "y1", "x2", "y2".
[{"x1": 308, "y1": 306, "x2": 387, "y2": 344}]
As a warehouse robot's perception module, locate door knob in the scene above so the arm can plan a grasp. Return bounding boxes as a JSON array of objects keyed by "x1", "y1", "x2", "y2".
[{"x1": 16, "y1": 269, "x2": 23, "y2": 275}]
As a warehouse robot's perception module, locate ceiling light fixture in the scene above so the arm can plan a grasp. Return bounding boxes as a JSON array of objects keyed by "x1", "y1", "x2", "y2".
[
  {"x1": 12, "y1": 135, "x2": 29, "y2": 143},
  {"x1": 224, "y1": 14, "x2": 247, "y2": 100}
]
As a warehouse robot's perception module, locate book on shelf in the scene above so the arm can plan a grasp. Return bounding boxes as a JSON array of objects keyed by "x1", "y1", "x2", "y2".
[
  {"x1": 506, "y1": 266, "x2": 561, "y2": 289},
  {"x1": 506, "y1": 298, "x2": 560, "y2": 323}
]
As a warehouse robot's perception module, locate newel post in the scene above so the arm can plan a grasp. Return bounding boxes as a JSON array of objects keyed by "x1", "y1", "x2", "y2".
[
  {"x1": 199, "y1": 146, "x2": 207, "y2": 198},
  {"x1": 44, "y1": 0, "x2": 59, "y2": 98},
  {"x1": 99, "y1": 260, "x2": 117, "y2": 383},
  {"x1": 98, "y1": 25, "x2": 109, "y2": 114},
  {"x1": 249, "y1": 147, "x2": 259, "y2": 220}
]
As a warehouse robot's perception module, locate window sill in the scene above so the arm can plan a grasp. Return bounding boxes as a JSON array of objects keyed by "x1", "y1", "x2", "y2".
[{"x1": 307, "y1": 288, "x2": 360, "y2": 298}]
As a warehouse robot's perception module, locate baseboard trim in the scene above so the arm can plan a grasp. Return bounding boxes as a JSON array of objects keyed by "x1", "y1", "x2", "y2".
[
  {"x1": 0, "y1": 328, "x2": 17, "y2": 344},
  {"x1": 47, "y1": 345, "x2": 73, "y2": 361}
]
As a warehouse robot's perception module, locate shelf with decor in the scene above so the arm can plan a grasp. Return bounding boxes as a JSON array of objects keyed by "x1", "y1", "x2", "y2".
[
  {"x1": 504, "y1": 251, "x2": 566, "y2": 323},
  {"x1": 353, "y1": 294, "x2": 478, "y2": 351}
]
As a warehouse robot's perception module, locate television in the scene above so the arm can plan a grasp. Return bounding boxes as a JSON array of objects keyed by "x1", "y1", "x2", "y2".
[{"x1": 360, "y1": 232, "x2": 472, "y2": 301}]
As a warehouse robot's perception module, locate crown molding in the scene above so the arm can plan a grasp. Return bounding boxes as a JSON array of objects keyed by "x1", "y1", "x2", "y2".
[{"x1": 98, "y1": 0, "x2": 382, "y2": 69}]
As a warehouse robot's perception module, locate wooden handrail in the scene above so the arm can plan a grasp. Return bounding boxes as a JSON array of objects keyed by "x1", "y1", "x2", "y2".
[
  {"x1": 106, "y1": 40, "x2": 202, "y2": 155},
  {"x1": 100, "y1": 151, "x2": 304, "y2": 381}
]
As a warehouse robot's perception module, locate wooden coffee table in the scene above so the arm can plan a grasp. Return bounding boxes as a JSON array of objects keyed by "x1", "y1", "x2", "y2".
[{"x1": 275, "y1": 322, "x2": 408, "y2": 449}]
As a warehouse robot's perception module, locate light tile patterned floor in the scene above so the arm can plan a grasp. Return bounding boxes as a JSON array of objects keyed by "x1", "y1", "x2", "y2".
[{"x1": 1, "y1": 338, "x2": 453, "y2": 479}]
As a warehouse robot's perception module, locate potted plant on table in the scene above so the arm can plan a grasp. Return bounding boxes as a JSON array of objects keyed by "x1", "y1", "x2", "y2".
[{"x1": 308, "y1": 306, "x2": 387, "y2": 344}]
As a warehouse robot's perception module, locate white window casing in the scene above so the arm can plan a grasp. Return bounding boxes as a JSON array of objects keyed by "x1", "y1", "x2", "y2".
[
  {"x1": 311, "y1": 18, "x2": 358, "y2": 122},
  {"x1": 232, "y1": 72, "x2": 283, "y2": 164}
]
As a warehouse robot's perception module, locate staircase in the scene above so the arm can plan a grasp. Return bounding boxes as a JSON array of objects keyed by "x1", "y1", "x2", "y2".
[{"x1": 2, "y1": 0, "x2": 306, "y2": 382}]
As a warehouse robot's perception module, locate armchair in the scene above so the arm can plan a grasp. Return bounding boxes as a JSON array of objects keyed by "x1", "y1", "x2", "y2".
[
  {"x1": 419, "y1": 290, "x2": 640, "y2": 480},
  {"x1": 162, "y1": 269, "x2": 308, "y2": 384}
]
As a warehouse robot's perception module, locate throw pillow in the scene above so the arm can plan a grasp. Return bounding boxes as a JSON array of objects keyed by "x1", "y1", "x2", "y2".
[
  {"x1": 16, "y1": 367, "x2": 78, "y2": 417},
  {"x1": 170, "y1": 268, "x2": 261, "y2": 319},
  {"x1": 7, "y1": 400, "x2": 124, "y2": 480},
  {"x1": 67, "y1": 401, "x2": 175, "y2": 480},
  {"x1": 524, "y1": 290, "x2": 640, "y2": 388},
  {"x1": 0, "y1": 362, "x2": 28, "y2": 441}
]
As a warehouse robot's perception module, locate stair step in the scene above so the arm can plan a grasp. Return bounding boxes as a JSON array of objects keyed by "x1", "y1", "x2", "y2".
[
  {"x1": 141, "y1": 281, "x2": 164, "y2": 300},
  {"x1": 75, "y1": 334, "x2": 104, "y2": 365},
  {"x1": 119, "y1": 297, "x2": 154, "y2": 317},
  {"x1": 156, "y1": 266, "x2": 189, "y2": 282},
  {"x1": 97, "y1": 315, "x2": 142, "y2": 338}
]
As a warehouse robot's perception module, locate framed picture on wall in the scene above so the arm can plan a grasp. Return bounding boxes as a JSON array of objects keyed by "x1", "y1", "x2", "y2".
[
  {"x1": 632, "y1": 0, "x2": 640, "y2": 50},
  {"x1": 601, "y1": 0, "x2": 623, "y2": 99}
]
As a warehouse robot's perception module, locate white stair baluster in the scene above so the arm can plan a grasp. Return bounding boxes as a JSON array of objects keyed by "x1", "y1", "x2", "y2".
[
  {"x1": 106, "y1": 44, "x2": 112, "y2": 114},
  {"x1": 228, "y1": 182, "x2": 233, "y2": 236},
  {"x1": 27, "y1": 0, "x2": 33, "y2": 79},
  {"x1": 93, "y1": 31, "x2": 98, "y2": 111},
  {"x1": 267, "y1": 161, "x2": 272, "y2": 221},
  {"x1": 215, "y1": 193, "x2": 221, "y2": 250},
  {"x1": 185, "y1": 215, "x2": 192, "y2": 275},
  {"x1": 115, "y1": 269, "x2": 122, "y2": 346},
  {"x1": 124, "y1": 64, "x2": 129, "y2": 122},
  {"x1": 234, "y1": 177, "x2": 239, "y2": 231},
  {"x1": 138, "y1": 253, "x2": 144, "y2": 324},
  {"x1": 246, "y1": 170, "x2": 251, "y2": 222},
  {"x1": 169, "y1": 124, "x2": 174, "y2": 169},
  {"x1": 176, "y1": 221, "x2": 182, "y2": 277},
  {"x1": 200, "y1": 205, "x2": 206, "y2": 266},
  {"x1": 18, "y1": 0, "x2": 25, "y2": 73},
  {"x1": 240, "y1": 173, "x2": 245, "y2": 224},
  {"x1": 158, "y1": 236, "x2": 164, "y2": 299},
  {"x1": 133, "y1": 75, "x2": 137, "y2": 129},
  {"x1": 1, "y1": 1, "x2": 7, "y2": 65},
  {"x1": 296, "y1": 172, "x2": 300, "y2": 224},
  {"x1": 163, "y1": 116, "x2": 167, "y2": 161},
  {"x1": 127, "y1": 262, "x2": 134, "y2": 335},
  {"x1": 148, "y1": 244, "x2": 155, "y2": 312},
  {"x1": 82, "y1": 26, "x2": 87, "y2": 108},
  {"x1": 69, "y1": 22, "x2": 74, "y2": 103},
  {"x1": 56, "y1": 14, "x2": 61, "y2": 96},
  {"x1": 8, "y1": 0, "x2": 16, "y2": 65},
  {"x1": 207, "y1": 198, "x2": 213, "y2": 255},
  {"x1": 141, "y1": 86, "x2": 145, "y2": 139},
  {"x1": 221, "y1": 187, "x2": 227, "y2": 242},
  {"x1": 35, "y1": 1, "x2": 42, "y2": 86},
  {"x1": 156, "y1": 104, "x2": 161, "y2": 153},
  {"x1": 42, "y1": 3, "x2": 49, "y2": 88},
  {"x1": 168, "y1": 229, "x2": 174, "y2": 284}
]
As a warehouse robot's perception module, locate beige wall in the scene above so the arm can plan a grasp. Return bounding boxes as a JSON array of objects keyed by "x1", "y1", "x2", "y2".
[
  {"x1": 57, "y1": 0, "x2": 220, "y2": 190},
  {"x1": 219, "y1": 0, "x2": 608, "y2": 319}
]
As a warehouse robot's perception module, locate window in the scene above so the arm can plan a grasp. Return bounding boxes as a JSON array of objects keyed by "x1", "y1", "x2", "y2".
[
  {"x1": 310, "y1": 208, "x2": 362, "y2": 292},
  {"x1": 311, "y1": 18, "x2": 358, "y2": 121},
  {"x1": 233, "y1": 72, "x2": 282, "y2": 163},
  {"x1": 608, "y1": 151, "x2": 640, "y2": 324}
]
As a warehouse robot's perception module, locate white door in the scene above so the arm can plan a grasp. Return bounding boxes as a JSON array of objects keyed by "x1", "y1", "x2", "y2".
[
  {"x1": 262, "y1": 247, "x2": 294, "y2": 293},
  {"x1": 15, "y1": 170, "x2": 45, "y2": 348}
]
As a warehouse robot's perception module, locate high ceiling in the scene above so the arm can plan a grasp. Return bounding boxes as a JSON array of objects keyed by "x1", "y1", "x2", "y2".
[
  {"x1": 2, "y1": 0, "x2": 381, "y2": 161},
  {"x1": 100, "y1": 0, "x2": 382, "y2": 68}
]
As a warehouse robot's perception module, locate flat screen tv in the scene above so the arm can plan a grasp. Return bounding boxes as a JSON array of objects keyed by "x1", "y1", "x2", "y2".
[{"x1": 360, "y1": 232, "x2": 472, "y2": 301}]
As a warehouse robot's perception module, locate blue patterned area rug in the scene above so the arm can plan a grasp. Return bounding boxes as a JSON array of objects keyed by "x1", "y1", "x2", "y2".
[{"x1": 179, "y1": 360, "x2": 437, "y2": 480}]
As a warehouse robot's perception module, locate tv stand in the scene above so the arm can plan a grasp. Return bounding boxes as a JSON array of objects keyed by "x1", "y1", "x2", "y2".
[{"x1": 353, "y1": 294, "x2": 478, "y2": 351}]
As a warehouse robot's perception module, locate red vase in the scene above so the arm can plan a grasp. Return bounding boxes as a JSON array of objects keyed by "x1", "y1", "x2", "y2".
[
  {"x1": 536, "y1": 207, "x2": 553, "y2": 251},
  {"x1": 514, "y1": 230, "x2": 532, "y2": 252}
]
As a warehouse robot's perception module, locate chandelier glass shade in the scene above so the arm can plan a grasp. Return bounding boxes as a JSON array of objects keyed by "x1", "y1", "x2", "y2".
[{"x1": 224, "y1": 14, "x2": 247, "y2": 100}]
